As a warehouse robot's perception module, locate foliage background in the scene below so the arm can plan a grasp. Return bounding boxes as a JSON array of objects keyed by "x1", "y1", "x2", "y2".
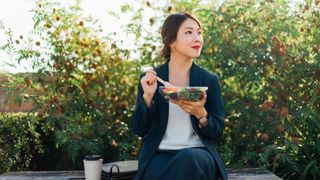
[{"x1": 0, "y1": 0, "x2": 319, "y2": 179}]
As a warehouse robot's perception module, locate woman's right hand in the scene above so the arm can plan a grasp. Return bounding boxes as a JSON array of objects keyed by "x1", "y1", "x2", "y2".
[{"x1": 140, "y1": 69, "x2": 158, "y2": 107}]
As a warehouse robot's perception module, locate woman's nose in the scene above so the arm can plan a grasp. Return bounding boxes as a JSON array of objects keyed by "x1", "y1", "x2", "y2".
[{"x1": 194, "y1": 34, "x2": 201, "y2": 42}]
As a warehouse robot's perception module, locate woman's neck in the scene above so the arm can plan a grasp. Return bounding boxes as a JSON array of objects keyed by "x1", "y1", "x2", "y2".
[{"x1": 168, "y1": 53, "x2": 193, "y2": 76}]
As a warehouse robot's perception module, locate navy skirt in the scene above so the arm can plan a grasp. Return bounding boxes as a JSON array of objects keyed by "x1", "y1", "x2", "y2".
[{"x1": 142, "y1": 147, "x2": 217, "y2": 180}]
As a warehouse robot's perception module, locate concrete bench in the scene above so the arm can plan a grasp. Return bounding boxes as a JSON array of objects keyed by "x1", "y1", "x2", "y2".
[
  {"x1": 227, "y1": 168, "x2": 282, "y2": 180},
  {"x1": 0, "y1": 168, "x2": 282, "y2": 180}
]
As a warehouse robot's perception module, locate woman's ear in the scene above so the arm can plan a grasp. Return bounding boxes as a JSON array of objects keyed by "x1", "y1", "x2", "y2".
[{"x1": 170, "y1": 43, "x2": 176, "y2": 53}]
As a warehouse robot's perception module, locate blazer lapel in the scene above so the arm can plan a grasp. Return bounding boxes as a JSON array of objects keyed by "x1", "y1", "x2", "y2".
[
  {"x1": 189, "y1": 62, "x2": 202, "y2": 87},
  {"x1": 189, "y1": 62, "x2": 203, "y2": 127},
  {"x1": 157, "y1": 62, "x2": 169, "y2": 131}
]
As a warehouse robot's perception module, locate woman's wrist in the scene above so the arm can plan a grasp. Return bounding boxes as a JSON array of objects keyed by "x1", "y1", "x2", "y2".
[
  {"x1": 197, "y1": 109, "x2": 208, "y2": 128},
  {"x1": 143, "y1": 93, "x2": 153, "y2": 108},
  {"x1": 196, "y1": 108, "x2": 207, "y2": 119},
  {"x1": 199, "y1": 116, "x2": 208, "y2": 128}
]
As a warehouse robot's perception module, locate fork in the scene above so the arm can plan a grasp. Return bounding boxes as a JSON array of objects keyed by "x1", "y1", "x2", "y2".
[{"x1": 156, "y1": 76, "x2": 172, "y2": 87}]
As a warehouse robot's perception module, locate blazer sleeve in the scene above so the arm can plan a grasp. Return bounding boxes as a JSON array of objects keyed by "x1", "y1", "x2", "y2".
[
  {"x1": 130, "y1": 73, "x2": 157, "y2": 137},
  {"x1": 198, "y1": 74, "x2": 225, "y2": 141}
]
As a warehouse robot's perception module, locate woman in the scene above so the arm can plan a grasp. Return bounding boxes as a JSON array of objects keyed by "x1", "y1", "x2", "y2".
[{"x1": 131, "y1": 12, "x2": 227, "y2": 180}]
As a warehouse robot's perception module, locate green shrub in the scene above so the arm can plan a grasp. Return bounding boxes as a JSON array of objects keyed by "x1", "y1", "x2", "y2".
[{"x1": 0, "y1": 113, "x2": 43, "y2": 173}]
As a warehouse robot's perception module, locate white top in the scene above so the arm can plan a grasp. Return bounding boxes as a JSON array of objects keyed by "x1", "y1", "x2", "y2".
[{"x1": 158, "y1": 102, "x2": 204, "y2": 150}]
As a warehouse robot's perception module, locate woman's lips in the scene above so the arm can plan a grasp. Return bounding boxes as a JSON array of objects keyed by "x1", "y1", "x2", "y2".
[{"x1": 192, "y1": 45, "x2": 201, "y2": 50}]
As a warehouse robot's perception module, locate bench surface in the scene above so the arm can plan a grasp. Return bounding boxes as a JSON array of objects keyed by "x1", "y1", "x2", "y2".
[{"x1": 0, "y1": 168, "x2": 282, "y2": 180}]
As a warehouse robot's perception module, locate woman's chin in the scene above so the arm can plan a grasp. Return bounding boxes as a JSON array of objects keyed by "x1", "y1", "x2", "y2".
[
  {"x1": 183, "y1": 52, "x2": 201, "y2": 59},
  {"x1": 191, "y1": 53, "x2": 201, "y2": 58}
]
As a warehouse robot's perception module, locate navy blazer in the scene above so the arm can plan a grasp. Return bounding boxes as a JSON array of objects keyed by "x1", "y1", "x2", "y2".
[{"x1": 131, "y1": 61, "x2": 228, "y2": 180}]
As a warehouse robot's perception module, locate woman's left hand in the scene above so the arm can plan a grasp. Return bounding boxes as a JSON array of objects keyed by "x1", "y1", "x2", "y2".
[{"x1": 171, "y1": 95, "x2": 207, "y2": 119}]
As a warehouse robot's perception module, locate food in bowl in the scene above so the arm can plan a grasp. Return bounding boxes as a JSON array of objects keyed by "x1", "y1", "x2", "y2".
[{"x1": 159, "y1": 86, "x2": 208, "y2": 101}]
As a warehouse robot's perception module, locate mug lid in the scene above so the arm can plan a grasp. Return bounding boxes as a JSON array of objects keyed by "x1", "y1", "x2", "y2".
[{"x1": 85, "y1": 155, "x2": 103, "y2": 161}]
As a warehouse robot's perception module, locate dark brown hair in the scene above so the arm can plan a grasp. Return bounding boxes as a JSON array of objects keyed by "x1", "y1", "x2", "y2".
[{"x1": 161, "y1": 12, "x2": 202, "y2": 60}]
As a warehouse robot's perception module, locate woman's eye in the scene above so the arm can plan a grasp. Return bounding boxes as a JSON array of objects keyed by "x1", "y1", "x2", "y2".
[
  {"x1": 185, "y1": 31, "x2": 192, "y2": 34},
  {"x1": 198, "y1": 31, "x2": 202, "y2": 35}
]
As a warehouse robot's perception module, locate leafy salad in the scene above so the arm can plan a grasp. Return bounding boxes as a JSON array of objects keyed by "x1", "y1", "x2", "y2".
[{"x1": 159, "y1": 86, "x2": 208, "y2": 101}]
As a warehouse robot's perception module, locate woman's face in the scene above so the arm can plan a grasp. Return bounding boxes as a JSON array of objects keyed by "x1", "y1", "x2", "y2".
[{"x1": 171, "y1": 18, "x2": 203, "y2": 59}]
